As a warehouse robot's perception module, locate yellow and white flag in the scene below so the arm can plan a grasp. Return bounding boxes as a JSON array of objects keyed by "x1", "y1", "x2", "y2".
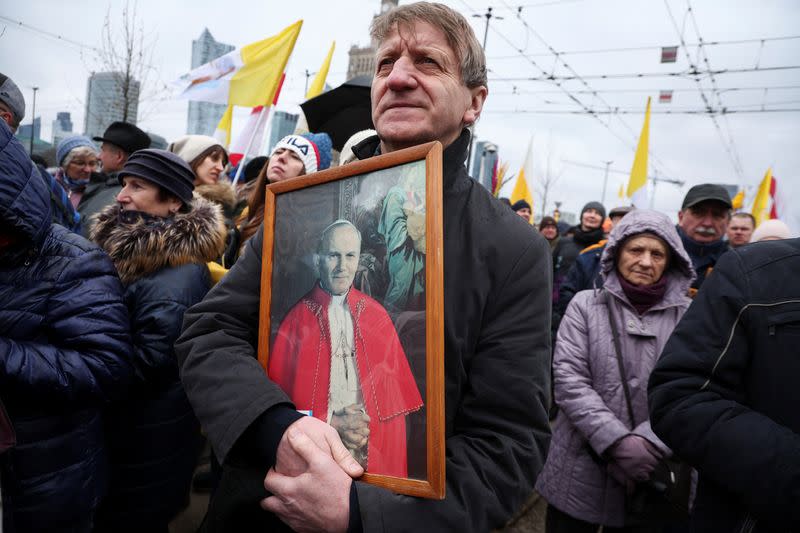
[
  {"x1": 626, "y1": 97, "x2": 651, "y2": 208},
  {"x1": 306, "y1": 41, "x2": 335, "y2": 100},
  {"x1": 174, "y1": 20, "x2": 302, "y2": 107},
  {"x1": 510, "y1": 137, "x2": 535, "y2": 223}
]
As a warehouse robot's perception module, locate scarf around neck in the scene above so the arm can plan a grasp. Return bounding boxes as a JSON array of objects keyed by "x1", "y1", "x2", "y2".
[
  {"x1": 572, "y1": 225, "x2": 604, "y2": 247},
  {"x1": 58, "y1": 169, "x2": 91, "y2": 192},
  {"x1": 618, "y1": 272, "x2": 668, "y2": 314}
]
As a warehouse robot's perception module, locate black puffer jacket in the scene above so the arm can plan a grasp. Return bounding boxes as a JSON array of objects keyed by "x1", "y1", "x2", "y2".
[
  {"x1": 649, "y1": 238, "x2": 800, "y2": 532},
  {"x1": 0, "y1": 121, "x2": 134, "y2": 531},
  {"x1": 91, "y1": 197, "x2": 226, "y2": 529}
]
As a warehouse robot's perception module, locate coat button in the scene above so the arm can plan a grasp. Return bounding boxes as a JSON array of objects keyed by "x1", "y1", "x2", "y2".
[{"x1": 627, "y1": 320, "x2": 636, "y2": 328}]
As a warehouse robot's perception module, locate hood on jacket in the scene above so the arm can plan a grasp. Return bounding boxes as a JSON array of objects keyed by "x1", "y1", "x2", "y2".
[
  {"x1": 195, "y1": 181, "x2": 238, "y2": 211},
  {"x1": 90, "y1": 194, "x2": 226, "y2": 285},
  {"x1": 0, "y1": 121, "x2": 50, "y2": 250},
  {"x1": 601, "y1": 209, "x2": 696, "y2": 288}
]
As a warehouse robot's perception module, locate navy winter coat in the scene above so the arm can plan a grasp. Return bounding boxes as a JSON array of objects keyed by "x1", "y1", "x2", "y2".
[
  {"x1": 0, "y1": 122, "x2": 134, "y2": 531},
  {"x1": 90, "y1": 196, "x2": 226, "y2": 529}
]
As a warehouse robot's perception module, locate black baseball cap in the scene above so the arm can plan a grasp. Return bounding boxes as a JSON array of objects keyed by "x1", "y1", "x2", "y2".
[
  {"x1": 94, "y1": 121, "x2": 151, "y2": 154},
  {"x1": 681, "y1": 183, "x2": 732, "y2": 210}
]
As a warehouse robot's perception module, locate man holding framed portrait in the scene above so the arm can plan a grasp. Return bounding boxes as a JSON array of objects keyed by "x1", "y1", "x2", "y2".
[{"x1": 177, "y1": 2, "x2": 552, "y2": 531}]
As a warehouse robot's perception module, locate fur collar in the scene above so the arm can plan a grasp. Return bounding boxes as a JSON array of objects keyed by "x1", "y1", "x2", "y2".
[
  {"x1": 195, "y1": 181, "x2": 237, "y2": 210},
  {"x1": 90, "y1": 194, "x2": 226, "y2": 285}
]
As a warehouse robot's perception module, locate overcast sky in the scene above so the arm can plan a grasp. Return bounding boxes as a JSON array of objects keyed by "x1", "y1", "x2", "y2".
[{"x1": 3, "y1": 0, "x2": 799, "y2": 228}]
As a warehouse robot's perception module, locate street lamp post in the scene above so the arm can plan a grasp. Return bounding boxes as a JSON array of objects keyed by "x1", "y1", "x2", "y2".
[
  {"x1": 468, "y1": 8, "x2": 502, "y2": 168},
  {"x1": 600, "y1": 160, "x2": 612, "y2": 205},
  {"x1": 29, "y1": 86, "x2": 38, "y2": 154}
]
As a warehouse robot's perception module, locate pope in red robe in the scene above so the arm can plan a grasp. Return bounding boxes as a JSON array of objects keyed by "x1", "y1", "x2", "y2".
[{"x1": 269, "y1": 283, "x2": 423, "y2": 477}]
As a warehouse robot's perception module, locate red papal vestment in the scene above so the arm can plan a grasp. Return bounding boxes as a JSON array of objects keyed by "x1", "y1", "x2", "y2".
[{"x1": 269, "y1": 283, "x2": 423, "y2": 477}]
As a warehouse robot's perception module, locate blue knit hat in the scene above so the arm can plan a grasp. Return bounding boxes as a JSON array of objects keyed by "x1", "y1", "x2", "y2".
[
  {"x1": 270, "y1": 132, "x2": 333, "y2": 174},
  {"x1": 57, "y1": 135, "x2": 97, "y2": 167},
  {"x1": 301, "y1": 132, "x2": 332, "y2": 171}
]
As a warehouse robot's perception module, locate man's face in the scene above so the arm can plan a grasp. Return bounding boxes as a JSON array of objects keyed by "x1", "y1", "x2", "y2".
[
  {"x1": 581, "y1": 208, "x2": 603, "y2": 231},
  {"x1": 371, "y1": 21, "x2": 487, "y2": 153},
  {"x1": 99, "y1": 143, "x2": 127, "y2": 173},
  {"x1": 318, "y1": 225, "x2": 361, "y2": 296},
  {"x1": 541, "y1": 224, "x2": 558, "y2": 240},
  {"x1": 727, "y1": 216, "x2": 754, "y2": 248},
  {"x1": 516, "y1": 207, "x2": 531, "y2": 222},
  {"x1": 678, "y1": 200, "x2": 730, "y2": 243}
]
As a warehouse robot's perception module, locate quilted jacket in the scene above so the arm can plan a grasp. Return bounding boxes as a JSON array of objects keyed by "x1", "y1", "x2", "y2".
[{"x1": 0, "y1": 121, "x2": 133, "y2": 531}]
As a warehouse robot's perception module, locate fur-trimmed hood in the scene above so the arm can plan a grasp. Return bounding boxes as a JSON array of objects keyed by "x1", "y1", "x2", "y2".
[
  {"x1": 90, "y1": 194, "x2": 226, "y2": 285},
  {"x1": 195, "y1": 181, "x2": 237, "y2": 211}
]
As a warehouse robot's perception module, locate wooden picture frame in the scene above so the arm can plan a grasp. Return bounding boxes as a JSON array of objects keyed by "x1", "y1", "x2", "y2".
[{"x1": 257, "y1": 141, "x2": 445, "y2": 499}]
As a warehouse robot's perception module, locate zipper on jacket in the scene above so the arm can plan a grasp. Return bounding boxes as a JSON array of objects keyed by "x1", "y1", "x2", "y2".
[{"x1": 738, "y1": 514, "x2": 756, "y2": 533}]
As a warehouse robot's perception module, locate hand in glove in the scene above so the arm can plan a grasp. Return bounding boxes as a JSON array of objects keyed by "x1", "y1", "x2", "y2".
[{"x1": 608, "y1": 434, "x2": 663, "y2": 482}]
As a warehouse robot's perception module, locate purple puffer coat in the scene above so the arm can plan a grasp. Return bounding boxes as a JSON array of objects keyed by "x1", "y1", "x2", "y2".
[{"x1": 536, "y1": 209, "x2": 695, "y2": 527}]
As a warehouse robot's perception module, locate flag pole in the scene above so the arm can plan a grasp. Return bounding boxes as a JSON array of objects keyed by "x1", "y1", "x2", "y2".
[
  {"x1": 231, "y1": 105, "x2": 269, "y2": 187},
  {"x1": 231, "y1": 72, "x2": 287, "y2": 187}
]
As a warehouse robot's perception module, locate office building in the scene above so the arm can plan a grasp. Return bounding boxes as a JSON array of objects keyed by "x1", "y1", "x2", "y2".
[
  {"x1": 18, "y1": 117, "x2": 41, "y2": 142},
  {"x1": 187, "y1": 28, "x2": 234, "y2": 135},
  {"x1": 84, "y1": 71, "x2": 140, "y2": 139},
  {"x1": 471, "y1": 140, "x2": 499, "y2": 192},
  {"x1": 266, "y1": 111, "x2": 299, "y2": 153},
  {"x1": 52, "y1": 112, "x2": 73, "y2": 146}
]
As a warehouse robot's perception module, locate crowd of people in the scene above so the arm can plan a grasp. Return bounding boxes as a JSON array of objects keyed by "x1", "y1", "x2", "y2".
[{"x1": 1, "y1": 2, "x2": 798, "y2": 532}]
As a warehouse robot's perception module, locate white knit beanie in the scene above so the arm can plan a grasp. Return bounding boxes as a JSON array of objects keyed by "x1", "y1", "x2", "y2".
[
  {"x1": 168, "y1": 135, "x2": 225, "y2": 165},
  {"x1": 750, "y1": 219, "x2": 792, "y2": 243}
]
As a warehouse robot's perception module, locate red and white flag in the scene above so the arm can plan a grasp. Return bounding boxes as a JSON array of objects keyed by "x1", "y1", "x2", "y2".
[{"x1": 228, "y1": 106, "x2": 267, "y2": 167}]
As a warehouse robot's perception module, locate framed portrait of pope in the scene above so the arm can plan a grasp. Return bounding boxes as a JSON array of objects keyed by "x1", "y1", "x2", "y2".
[{"x1": 257, "y1": 142, "x2": 445, "y2": 499}]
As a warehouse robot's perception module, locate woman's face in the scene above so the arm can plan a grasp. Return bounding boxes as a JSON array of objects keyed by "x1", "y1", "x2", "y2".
[
  {"x1": 267, "y1": 148, "x2": 305, "y2": 183},
  {"x1": 617, "y1": 234, "x2": 669, "y2": 286},
  {"x1": 194, "y1": 151, "x2": 225, "y2": 186},
  {"x1": 116, "y1": 176, "x2": 182, "y2": 218},
  {"x1": 65, "y1": 151, "x2": 98, "y2": 181}
]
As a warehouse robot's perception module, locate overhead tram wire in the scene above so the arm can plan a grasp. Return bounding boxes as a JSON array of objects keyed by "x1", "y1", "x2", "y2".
[
  {"x1": 455, "y1": 0, "x2": 657, "y2": 175},
  {"x1": 663, "y1": 0, "x2": 744, "y2": 181},
  {"x1": 0, "y1": 15, "x2": 98, "y2": 52},
  {"x1": 491, "y1": 85, "x2": 800, "y2": 96},
  {"x1": 486, "y1": 34, "x2": 800, "y2": 60},
  {"x1": 684, "y1": 0, "x2": 745, "y2": 181},
  {"x1": 498, "y1": 0, "x2": 677, "y2": 178},
  {"x1": 488, "y1": 65, "x2": 800, "y2": 82},
  {"x1": 483, "y1": 107, "x2": 800, "y2": 115}
]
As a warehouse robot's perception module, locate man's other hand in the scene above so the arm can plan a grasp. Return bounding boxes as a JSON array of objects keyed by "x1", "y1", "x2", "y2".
[
  {"x1": 275, "y1": 415, "x2": 363, "y2": 478},
  {"x1": 263, "y1": 427, "x2": 353, "y2": 533}
]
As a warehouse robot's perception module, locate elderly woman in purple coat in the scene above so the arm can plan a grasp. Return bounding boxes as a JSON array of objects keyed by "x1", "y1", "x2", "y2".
[{"x1": 536, "y1": 209, "x2": 695, "y2": 532}]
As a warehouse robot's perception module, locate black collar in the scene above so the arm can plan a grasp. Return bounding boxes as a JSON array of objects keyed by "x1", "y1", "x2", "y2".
[{"x1": 352, "y1": 129, "x2": 472, "y2": 192}]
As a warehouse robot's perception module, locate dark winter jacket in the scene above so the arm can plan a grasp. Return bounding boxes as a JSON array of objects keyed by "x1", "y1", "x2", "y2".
[
  {"x1": 552, "y1": 226, "x2": 604, "y2": 303},
  {"x1": 78, "y1": 171, "x2": 122, "y2": 238},
  {"x1": 553, "y1": 243, "x2": 605, "y2": 333},
  {"x1": 91, "y1": 196, "x2": 226, "y2": 529},
  {"x1": 0, "y1": 121, "x2": 134, "y2": 531},
  {"x1": 176, "y1": 129, "x2": 553, "y2": 532},
  {"x1": 649, "y1": 238, "x2": 800, "y2": 532},
  {"x1": 675, "y1": 225, "x2": 729, "y2": 291}
]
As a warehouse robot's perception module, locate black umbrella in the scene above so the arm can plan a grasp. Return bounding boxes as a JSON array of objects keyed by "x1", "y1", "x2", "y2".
[{"x1": 300, "y1": 75, "x2": 374, "y2": 151}]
